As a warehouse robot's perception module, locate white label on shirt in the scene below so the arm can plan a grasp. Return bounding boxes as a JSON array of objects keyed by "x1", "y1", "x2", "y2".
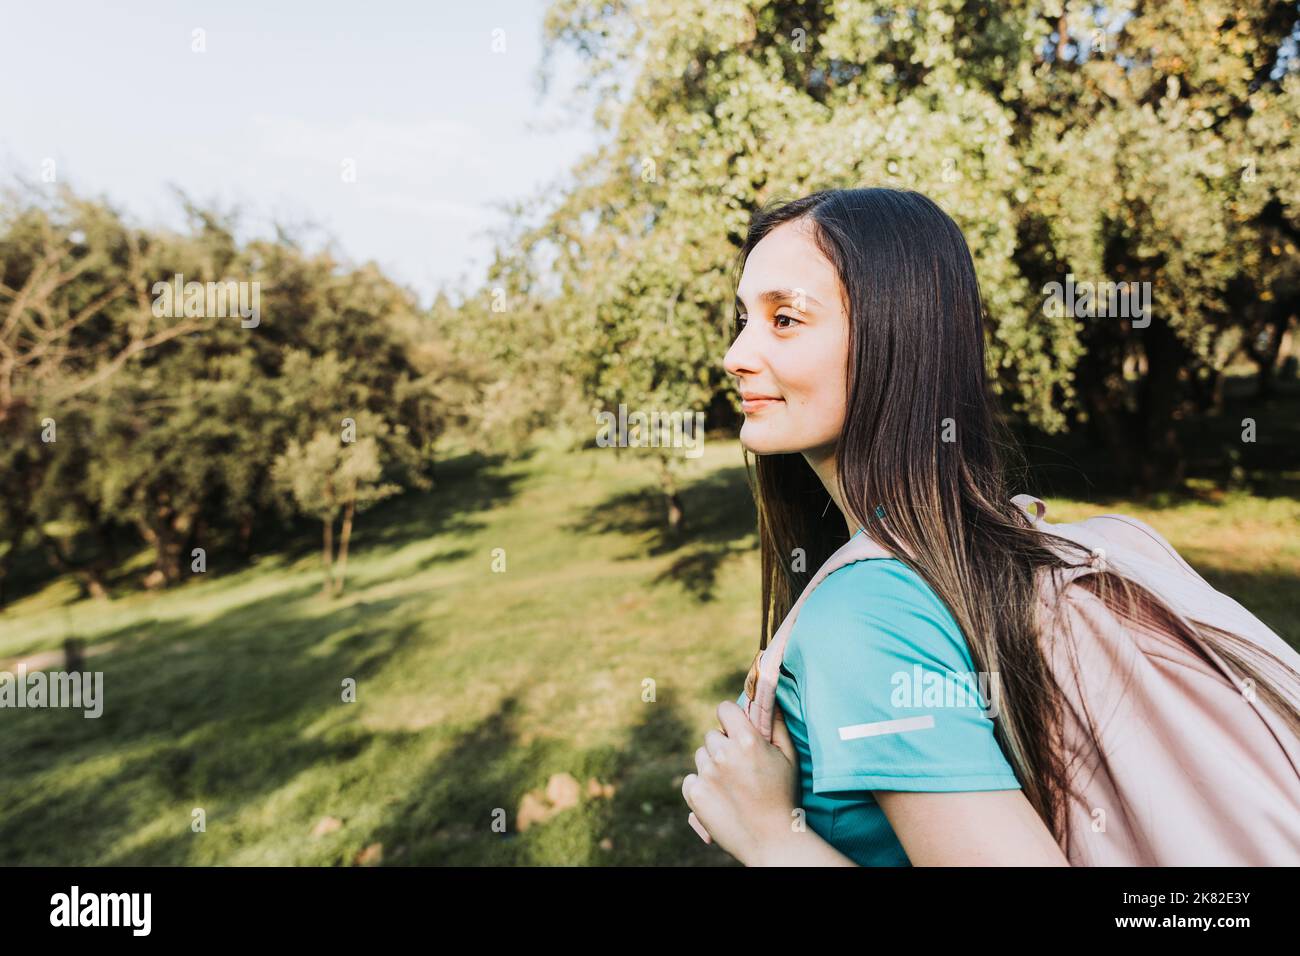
[{"x1": 837, "y1": 715, "x2": 936, "y2": 740}]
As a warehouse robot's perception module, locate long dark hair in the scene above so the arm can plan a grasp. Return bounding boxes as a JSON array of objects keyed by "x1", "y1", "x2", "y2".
[{"x1": 733, "y1": 186, "x2": 1300, "y2": 850}]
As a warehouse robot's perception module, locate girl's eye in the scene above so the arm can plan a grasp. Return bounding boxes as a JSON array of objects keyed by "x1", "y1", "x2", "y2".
[{"x1": 734, "y1": 310, "x2": 800, "y2": 332}]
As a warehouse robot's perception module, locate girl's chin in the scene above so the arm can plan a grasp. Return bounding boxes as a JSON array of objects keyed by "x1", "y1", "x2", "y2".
[{"x1": 739, "y1": 424, "x2": 798, "y2": 456}]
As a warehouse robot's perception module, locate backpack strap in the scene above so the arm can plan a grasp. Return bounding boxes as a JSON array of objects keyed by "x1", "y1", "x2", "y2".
[
  {"x1": 1012, "y1": 493, "x2": 1047, "y2": 522},
  {"x1": 1014, "y1": 493, "x2": 1109, "y2": 574},
  {"x1": 745, "y1": 499, "x2": 1041, "y2": 741},
  {"x1": 745, "y1": 531, "x2": 893, "y2": 742}
]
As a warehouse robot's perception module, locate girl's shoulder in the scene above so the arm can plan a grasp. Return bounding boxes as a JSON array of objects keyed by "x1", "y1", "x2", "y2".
[
  {"x1": 808, "y1": 556, "x2": 946, "y2": 612},
  {"x1": 789, "y1": 556, "x2": 970, "y2": 668}
]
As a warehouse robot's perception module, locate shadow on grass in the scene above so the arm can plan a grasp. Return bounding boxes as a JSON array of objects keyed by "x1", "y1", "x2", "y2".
[
  {"x1": 244, "y1": 449, "x2": 531, "y2": 575},
  {"x1": 357, "y1": 449, "x2": 533, "y2": 551},
  {"x1": 0, "y1": 582, "x2": 430, "y2": 865},
  {"x1": 5, "y1": 554, "x2": 1294, "y2": 864},
  {"x1": 359, "y1": 685, "x2": 739, "y2": 866},
  {"x1": 566, "y1": 464, "x2": 757, "y2": 602},
  {"x1": 4, "y1": 641, "x2": 751, "y2": 865}
]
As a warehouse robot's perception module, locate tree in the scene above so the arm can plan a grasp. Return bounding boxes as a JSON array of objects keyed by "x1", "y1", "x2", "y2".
[
  {"x1": 0, "y1": 190, "x2": 212, "y2": 424},
  {"x1": 0, "y1": 190, "x2": 215, "y2": 601},
  {"x1": 501, "y1": 0, "x2": 1300, "y2": 495},
  {"x1": 0, "y1": 188, "x2": 463, "y2": 601},
  {"x1": 271, "y1": 427, "x2": 400, "y2": 596},
  {"x1": 1008, "y1": 2, "x2": 1300, "y2": 487}
]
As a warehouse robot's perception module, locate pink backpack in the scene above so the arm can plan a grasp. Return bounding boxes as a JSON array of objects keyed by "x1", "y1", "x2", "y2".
[{"x1": 740, "y1": 495, "x2": 1300, "y2": 865}]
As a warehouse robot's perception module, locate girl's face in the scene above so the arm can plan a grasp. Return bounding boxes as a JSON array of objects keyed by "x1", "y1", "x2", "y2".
[{"x1": 724, "y1": 218, "x2": 849, "y2": 459}]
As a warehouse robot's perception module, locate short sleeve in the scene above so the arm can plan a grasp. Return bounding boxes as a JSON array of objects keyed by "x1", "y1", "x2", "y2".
[{"x1": 787, "y1": 559, "x2": 1021, "y2": 794}]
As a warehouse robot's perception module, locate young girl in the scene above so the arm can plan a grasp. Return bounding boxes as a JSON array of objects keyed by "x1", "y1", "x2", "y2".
[{"x1": 679, "y1": 187, "x2": 1300, "y2": 866}]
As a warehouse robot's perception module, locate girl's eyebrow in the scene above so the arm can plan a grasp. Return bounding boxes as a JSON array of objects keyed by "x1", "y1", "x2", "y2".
[{"x1": 735, "y1": 288, "x2": 824, "y2": 311}]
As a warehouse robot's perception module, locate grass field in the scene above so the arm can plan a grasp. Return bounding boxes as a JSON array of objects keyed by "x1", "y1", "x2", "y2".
[{"x1": 1, "y1": 431, "x2": 1297, "y2": 865}]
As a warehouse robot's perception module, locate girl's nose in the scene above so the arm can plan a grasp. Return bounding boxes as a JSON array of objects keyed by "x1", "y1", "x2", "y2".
[{"x1": 724, "y1": 323, "x2": 760, "y2": 379}]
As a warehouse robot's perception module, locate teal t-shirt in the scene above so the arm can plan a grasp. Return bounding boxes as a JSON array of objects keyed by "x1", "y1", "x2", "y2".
[{"x1": 736, "y1": 534, "x2": 1021, "y2": 866}]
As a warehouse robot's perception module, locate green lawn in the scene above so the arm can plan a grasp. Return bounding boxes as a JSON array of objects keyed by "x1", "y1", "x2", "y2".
[{"x1": 1, "y1": 433, "x2": 1297, "y2": 865}]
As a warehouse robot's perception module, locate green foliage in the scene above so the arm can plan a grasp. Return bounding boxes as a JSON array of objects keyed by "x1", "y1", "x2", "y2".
[
  {"x1": 272, "y1": 429, "x2": 401, "y2": 524},
  {"x1": 0, "y1": 188, "x2": 468, "y2": 599},
  {"x1": 462, "y1": 0, "x2": 1300, "y2": 492}
]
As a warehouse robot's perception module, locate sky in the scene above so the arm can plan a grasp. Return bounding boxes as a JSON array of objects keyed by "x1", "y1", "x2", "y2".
[{"x1": 0, "y1": 0, "x2": 602, "y2": 306}]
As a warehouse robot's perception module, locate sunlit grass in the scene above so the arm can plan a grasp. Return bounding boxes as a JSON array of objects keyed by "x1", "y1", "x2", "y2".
[{"x1": 0, "y1": 434, "x2": 1294, "y2": 865}]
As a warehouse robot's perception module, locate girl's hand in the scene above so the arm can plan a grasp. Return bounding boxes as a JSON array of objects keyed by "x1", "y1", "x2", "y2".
[{"x1": 681, "y1": 699, "x2": 800, "y2": 865}]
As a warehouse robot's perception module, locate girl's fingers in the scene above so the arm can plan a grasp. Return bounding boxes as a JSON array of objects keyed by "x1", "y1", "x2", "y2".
[
  {"x1": 688, "y1": 811, "x2": 712, "y2": 844},
  {"x1": 682, "y1": 774, "x2": 712, "y2": 844},
  {"x1": 695, "y1": 745, "x2": 715, "y2": 775},
  {"x1": 703, "y1": 728, "x2": 728, "y2": 760},
  {"x1": 769, "y1": 706, "x2": 797, "y2": 761}
]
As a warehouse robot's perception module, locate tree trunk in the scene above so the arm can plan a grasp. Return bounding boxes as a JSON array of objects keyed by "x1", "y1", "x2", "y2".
[
  {"x1": 1134, "y1": 318, "x2": 1191, "y2": 492},
  {"x1": 135, "y1": 517, "x2": 167, "y2": 589},
  {"x1": 658, "y1": 458, "x2": 687, "y2": 532},
  {"x1": 666, "y1": 492, "x2": 685, "y2": 532},
  {"x1": 82, "y1": 575, "x2": 109, "y2": 600},
  {"x1": 334, "y1": 493, "x2": 356, "y2": 596},
  {"x1": 163, "y1": 507, "x2": 197, "y2": 584},
  {"x1": 1076, "y1": 317, "x2": 1193, "y2": 494},
  {"x1": 1187, "y1": 361, "x2": 1226, "y2": 418},
  {"x1": 137, "y1": 503, "x2": 191, "y2": 587},
  {"x1": 42, "y1": 531, "x2": 110, "y2": 600},
  {"x1": 322, "y1": 516, "x2": 335, "y2": 595},
  {"x1": 0, "y1": 510, "x2": 31, "y2": 610},
  {"x1": 153, "y1": 523, "x2": 183, "y2": 586},
  {"x1": 1245, "y1": 307, "x2": 1293, "y2": 400},
  {"x1": 1075, "y1": 333, "x2": 1138, "y2": 486}
]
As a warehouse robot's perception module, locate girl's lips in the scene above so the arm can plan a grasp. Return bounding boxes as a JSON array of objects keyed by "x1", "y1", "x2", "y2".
[{"x1": 741, "y1": 397, "x2": 784, "y2": 413}]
